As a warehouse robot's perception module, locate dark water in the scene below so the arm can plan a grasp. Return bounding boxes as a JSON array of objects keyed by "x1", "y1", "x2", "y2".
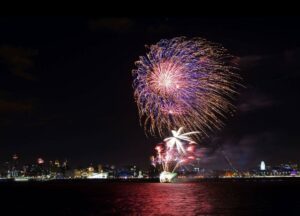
[{"x1": 1, "y1": 180, "x2": 300, "y2": 215}]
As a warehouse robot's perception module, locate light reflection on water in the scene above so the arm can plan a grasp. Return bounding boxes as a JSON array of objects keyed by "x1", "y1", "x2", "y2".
[
  {"x1": 111, "y1": 183, "x2": 213, "y2": 215},
  {"x1": 1, "y1": 181, "x2": 299, "y2": 215},
  {"x1": 90, "y1": 181, "x2": 299, "y2": 215}
]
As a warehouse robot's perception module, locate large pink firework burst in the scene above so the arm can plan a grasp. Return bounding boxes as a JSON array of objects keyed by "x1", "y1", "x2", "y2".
[{"x1": 132, "y1": 37, "x2": 240, "y2": 138}]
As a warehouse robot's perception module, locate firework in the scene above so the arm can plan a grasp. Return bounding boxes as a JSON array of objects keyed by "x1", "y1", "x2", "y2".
[
  {"x1": 132, "y1": 37, "x2": 240, "y2": 138},
  {"x1": 152, "y1": 127, "x2": 199, "y2": 182}
]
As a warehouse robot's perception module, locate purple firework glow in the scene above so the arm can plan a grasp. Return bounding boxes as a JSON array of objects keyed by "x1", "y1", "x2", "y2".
[{"x1": 132, "y1": 37, "x2": 240, "y2": 138}]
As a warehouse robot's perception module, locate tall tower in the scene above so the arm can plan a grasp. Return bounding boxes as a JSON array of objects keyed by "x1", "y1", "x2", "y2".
[
  {"x1": 260, "y1": 161, "x2": 266, "y2": 171},
  {"x1": 11, "y1": 154, "x2": 19, "y2": 177}
]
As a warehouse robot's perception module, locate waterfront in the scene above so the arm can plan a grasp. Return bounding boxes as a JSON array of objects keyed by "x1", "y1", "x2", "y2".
[{"x1": 1, "y1": 179, "x2": 299, "y2": 215}]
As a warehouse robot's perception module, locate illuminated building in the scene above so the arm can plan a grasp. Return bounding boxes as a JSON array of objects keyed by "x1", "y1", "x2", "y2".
[
  {"x1": 130, "y1": 165, "x2": 137, "y2": 177},
  {"x1": 260, "y1": 161, "x2": 266, "y2": 171},
  {"x1": 224, "y1": 171, "x2": 234, "y2": 178},
  {"x1": 138, "y1": 171, "x2": 143, "y2": 178},
  {"x1": 87, "y1": 166, "x2": 94, "y2": 174},
  {"x1": 54, "y1": 160, "x2": 60, "y2": 168},
  {"x1": 87, "y1": 172, "x2": 108, "y2": 179},
  {"x1": 98, "y1": 164, "x2": 103, "y2": 173},
  {"x1": 73, "y1": 169, "x2": 81, "y2": 178},
  {"x1": 10, "y1": 154, "x2": 20, "y2": 178},
  {"x1": 62, "y1": 160, "x2": 68, "y2": 168}
]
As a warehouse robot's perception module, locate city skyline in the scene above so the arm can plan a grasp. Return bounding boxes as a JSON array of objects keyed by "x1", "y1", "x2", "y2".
[
  {"x1": 0, "y1": 17, "x2": 300, "y2": 169},
  {"x1": 2, "y1": 151, "x2": 299, "y2": 181}
]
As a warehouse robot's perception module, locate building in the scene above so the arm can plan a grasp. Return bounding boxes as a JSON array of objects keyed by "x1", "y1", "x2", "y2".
[{"x1": 260, "y1": 161, "x2": 266, "y2": 171}]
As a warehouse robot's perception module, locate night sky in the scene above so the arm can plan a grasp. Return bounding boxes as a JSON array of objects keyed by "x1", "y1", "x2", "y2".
[{"x1": 0, "y1": 17, "x2": 300, "y2": 169}]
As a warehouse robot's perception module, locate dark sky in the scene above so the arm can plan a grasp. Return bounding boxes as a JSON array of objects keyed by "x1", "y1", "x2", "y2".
[{"x1": 0, "y1": 17, "x2": 300, "y2": 169}]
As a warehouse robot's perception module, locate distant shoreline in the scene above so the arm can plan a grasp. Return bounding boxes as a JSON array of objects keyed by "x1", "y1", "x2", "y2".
[{"x1": 2, "y1": 177, "x2": 300, "y2": 184}]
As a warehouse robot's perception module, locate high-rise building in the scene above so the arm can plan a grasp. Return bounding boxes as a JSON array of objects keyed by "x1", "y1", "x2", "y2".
[
  {"x1": 260, "y1": 161, "x2": 266, "y2": 171},
  {"x1": 98, "y1": 164, "x2": 103, "y2": 173},
  {"x1": 54, "y1": 160, "x2": 60, "y2": 168}
]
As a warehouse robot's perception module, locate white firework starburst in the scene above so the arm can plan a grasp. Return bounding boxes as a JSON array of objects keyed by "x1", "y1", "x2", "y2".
[{"x1": 164, "y1": 127, "x2": 199, "y2": 154}]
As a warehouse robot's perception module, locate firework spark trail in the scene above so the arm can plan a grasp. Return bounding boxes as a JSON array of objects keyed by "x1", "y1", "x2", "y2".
[
  {"x1": 133, "y1": 37, "x2": 240, "y2": 139},
  {"x1": 152, "y1": 127, "x2": 199, "y2": 173}
]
